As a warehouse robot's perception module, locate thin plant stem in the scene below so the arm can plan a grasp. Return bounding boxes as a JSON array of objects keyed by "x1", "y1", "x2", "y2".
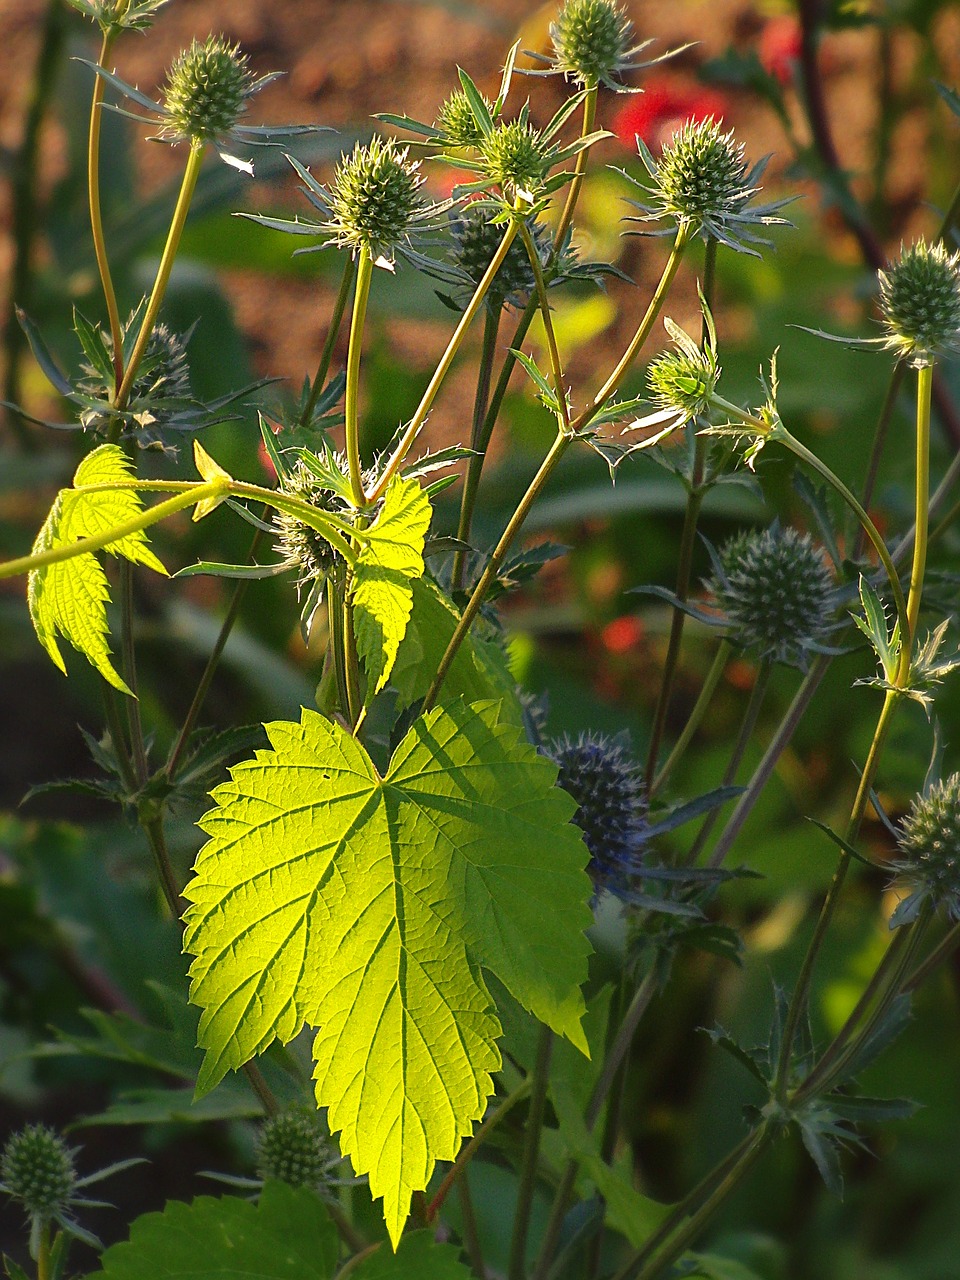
[
  {"x1": 653, "y1": 641, "x2": 731, "y2": 796},
  {"x1": 893, "y1": 446, "x2": 960, "y2": 565},
  {"x1": 508, "y1": 1027, "x2": 554, "y2": 1280},
  {"x1": 335, "y1": 1244, "x2": 381, "y2": 1279},
  {"x1": 300, "y1": 255, "x2": 356, "y2": 427},
  {"x1": 904, "y1": 920, "x2": 960, "y2": 993},
  {"x1": 531, "y1": 1163, "x2": 578, "y2": 1280},
  {"x1": 903, "y1": 363, "x2": 932, "y2": 654},
  {"x1": 141, "y1": 814, "x2": 185, "y2": 920},
  {"x1": 101, "y1": 683, "x2": 137, "y2": 794},
  {"x1": 519, "y1": 221, "x2": 569, "y2": 430},
  {"x1": 854, "y1": 363, "x2": 905, "y2": 558},
  {"x1": 119, "y1": 560, "x2": 149, "y2": 783},
  {"x1": 453, "y1": 304, "x2": 501, "y2": 590},
  {"x1": 687, "y1": 661, "x2": 772, "y2": 865},
  {"x1": 573, "y1": 227, "x2": 689, "y2": 433},
  {"x1": 426, "y1": 1079, "x2": 532, "y2": 1221},
  {"x1": 707, "y1": 655, "x2": 829, "y2": 870},
  {"x1": 367, "y1": 219, "x2": 519, "y2": 503},
  {"x1": 115, "y1": 141, "x2": 205, "y2": 409},
  {"x1": 3, "y1": 0, "x2": 65, "y2": 450},
  {"x1": 37, "y1": 1223, "x2": 51, "y2": 1280},
  {"x1": 344, "y1": 248, "x2": 375, "y2": 506},
  {"x1": 458, "y1": 1174, "x2": 487, "y2": 1279},
  {"x1": 553, "y1": 87, "x2": 597, "y2": 252},
  {"x1": 611, "y1": 1127, "x2": 772, "y2": 1280},
  {"x1": 88, "y1": 27, "x2": 125, "y2": 392},
  {"x1": 343, "y1": 585, "x2": 363, "y2": 727},
  {"x1": 327, "y1": 1202, "x2": 368, "y2": 1256}
]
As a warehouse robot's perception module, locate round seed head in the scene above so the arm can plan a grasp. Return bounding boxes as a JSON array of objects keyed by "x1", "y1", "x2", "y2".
[
  {"x1": 547, "y1": 733, "x2": 647, "y2": 898},
  {"x1": 878, "y1": 240, "x2": 960, "y2": 366},
  {"x1": 449, "y1": 206, "x2": 538, "y2": 302},
  {"x1": 435, "y1": 90, "x2": 489, "y2": 148},
  {"x1": 656, "y1": 118, "x2": 751, "y2": 224},
  {"x1": 1, "y1": 1126, "x2": 77, "y2": 1220},
  {"x1": 479, "y1": 121, "x2": 546, "y2": 197},
  {"x1": 327, "y1": 137, "x2": 424, "y2": 259},
  {"x1": 646, "y1": 344, "x2": 717, "y2": 420},
  {"x1": 710, "y1": 527, "x2": 834, "y2": 668},
  {"x1": 163, "y1": 36, "x2": 255, "y2": 143},
  {"x1": 256, "y1": 1110, "x2": 336, "y2": 1191},
  {"x1": 550, "y1": 0, "x2": 634, "y2": 88},
  {"x1": 273, "y1": 459, "x2": 350, "y2": 588},
  {"x1": 895, "y1": 775, "x2": 960, "y2": 919}
]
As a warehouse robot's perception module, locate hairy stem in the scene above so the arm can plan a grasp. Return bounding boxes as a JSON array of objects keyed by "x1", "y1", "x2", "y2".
[
  {"x1": 88, "y1": 28, "x2": 125, "y2": 392},
  {"x1": 344, "y1": 248, "x2": 375, "y2": 506},
  {"x1": 519, "y1": 221, "x2": 569, "y2": 430}
]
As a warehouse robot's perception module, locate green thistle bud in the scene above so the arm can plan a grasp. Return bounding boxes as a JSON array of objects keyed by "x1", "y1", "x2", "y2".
[
  {"x1": 893, "y1": 775, "x2": 960, "y2": 923},
  {"x1": 657, "y1": 118, "x2": 750, "y2": 224},
  {"x1": 550, "y1": 0, "x2": 634, "y2": 88},
  {"x1": 274, "y1": 460, "x2": 350, "y2": 588},
  {"x1": 710, "y1": 526, "x2": 834, "y2": 668},
  {"x1": 327, "y1": 137, "x2": 424, "y2": 260},
  {"x1": 435, "y1": 90, "x2": 490, "y2": 148},
  {"x1": 479, "y1": 121, "x2": 547, "y2": 198},
  {"x1": 163, "y1": 36, "x2": 256, "y2": 144},
  {"x1": 449, "y1": 206, "x2": 539, "y2": 305},
  {"x1": 647, "y1": 337, "x2": 717, "y2": 421},
  {"x1": 878, "y1": 240, "x2": 960, "y2": 367},
  {"x1": 1, "y1": 1126, "x2": 77, "y2": 1221},
  {"x1": 256, "y1": 1110, "x2": 337, "y2": 1192}
]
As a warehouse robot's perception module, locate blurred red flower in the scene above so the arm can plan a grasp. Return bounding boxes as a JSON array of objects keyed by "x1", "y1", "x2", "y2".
[
  {"x1": 612, "y1": 80, "x2": 729, "y2": 152},
  {"x1": 601, "y1": 614, "x2": 645, "y2": 654},
  {"x1": 758, "y1": 16, "x2": 803, "y2": 86}
]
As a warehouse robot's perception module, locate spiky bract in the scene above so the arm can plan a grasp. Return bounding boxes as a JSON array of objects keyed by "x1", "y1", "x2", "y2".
[
  {"x1": 550, "y1": 0, "x2": 634, "y2": 88},
  {"x1": 435, "y1": 90, "x2": 490, "y2": 148},
  {"x1": 327, "y1": 137, "x2": 424, "y2": 260},
  {"x1": 710, "y1": 527, "x2": 834, "y2": 668},
  {"x1": 548, "y1": 733, "x2": 647, "y2": 898},
  {"x1": 878, "y1": 240, "x2": 960, "y2": 367},
  {"x1": 479, "y1": 121, "x2": 548, "y2": 197},
  {"x1": 163, "y1": 36, "x2": 256, "y2": 144},
  {"x1": 273, "y1": 460, "x2": 349, "y2": 588}
]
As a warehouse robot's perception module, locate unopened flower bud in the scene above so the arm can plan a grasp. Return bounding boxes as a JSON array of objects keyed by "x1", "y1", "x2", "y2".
[
  {"x1": 163, "y1": 36, "x2": 255, "y2": 144},
  {"x1": 878, "y1": 240, "x2": 960, "y2": 367},
  {"x1": 550, "y1": 0, "x2": 634, "y2": 88},
  {"x1": 1, "y1": 1126, "x2": 77, "y2": 1221}
]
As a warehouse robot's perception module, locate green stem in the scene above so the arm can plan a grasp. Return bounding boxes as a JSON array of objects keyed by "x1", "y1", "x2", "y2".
[
  {"x1": 612, "y1": 1127, "x2": 772, "y2": 1280},
  {"x1": 508, "y1": 1027, "x2": 554, "y2": 1280},
  {"x1": 120, "y1": 560, "x2": 149, "y2": 783},
  {"x1": 101, "y1": 682, "x2": 137, "y2": 793},
  {"x1": 519, "y1": 221, "x2": 569, "y2": 430},
  {"x1": 652, "y1": 641, "x2": 731, "y2": 796},
  {"x1": 531, "y1": 1162, "x2": 578, "y2": 1280},
  {"x1": 687, "y1": 661, "x2": 771, "y2": 865},
  {"x1": 342, "y1": 583, "x2": 363, "y2": 727},
  {"x1": 327, "y1": 573, "x2": 353, "y2": 720},
  {"x1": 572, "y1": 227, "x2": 689, "y2": 433},
  {"x1": 904, "y1": 920, "x2": 960, "y2": 994},
  {"x1": 553, "y1": 86, "x2": 597, "y2": 252},
  {"x1": 89, "y1": 27, "x2": 125, "y2": 393},
  {"x1": 423, "y1": 430, "x2": 571, "y2": 713},
  {"x1": 854, "y1": 362, "x2": 905, "y2": 558},
  {"x1": 367, "y1": 219, "x2": 519, "y2": 503},
  {"x1": 37, "y1": 1222, "x2": 51, "y2": 1280},
  {"x1": 344, "y1": 249, "x2": 375, "y2": 506},
  {"x1": 707, "y1": 654, "x2": 829, "y2": 870},
  {"x1": 141, "y1": 813, "x2": 185, "y2": 920},
  {"x1": 458, "y1": 1175, "x2": 486, "y2": 1280},
  {"x1": 300, "y1": 255, "x2": 356, "y2": 427},
  {"x1": 427, "y1": 1078, "x2": 532, "y2": 1222},
  {"x1": 115, "y1": 141, "x2": 205, "y2": 409},
  {"x1": 453, "y1": 304, "x2": 501, "y2": 590},
  {"x1": 902, "y1": 363, "x2": 932, "y2": 665}
]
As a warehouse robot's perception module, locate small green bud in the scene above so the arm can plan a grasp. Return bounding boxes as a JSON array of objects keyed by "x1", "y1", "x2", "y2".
[
  {"x1": 894, "y1": 775, "x2": 960, "y2": 920},
  {"x1": 479, "y1": 121, "x2": 547, "y2": 198},
  {"x1": 327, "y1": 137, "x2": 424, "y2": 260},
  {"x1": 550, "y1": 0, "x2": 634, "y2": 88},
  {"x1": 646, "y1": 341, "x2": 717, "y2": 421},
  {"x1": 273, "y1": 460, "x2": 348, "y2": 588},
  {"x1": 1, "y1": 1126, "x2": 77, "y2": 1221},
  {"x1": 656, "y1": 118, "x2": 750, "y2": 225},
  {"x1": 256, "y1": 1110, "x2": 336, "y2": 1192},
  {"x1": 710, "y1": 526, "x2": 834, "y2": 668},
  {"x1": 878, "y1": 240, "x2": 960, "y2": 367},
  {"x1": 163, "y1": 36, "x2": 256, "y2": 144},
  {"x1": 434, "y1": 91, "x2": 490, "y2": 148}
]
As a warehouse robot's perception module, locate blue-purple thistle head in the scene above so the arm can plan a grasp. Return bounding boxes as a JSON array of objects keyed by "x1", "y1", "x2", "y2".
[{"x1": 548, "y1": 733, "x2": 648, "y2": 898}]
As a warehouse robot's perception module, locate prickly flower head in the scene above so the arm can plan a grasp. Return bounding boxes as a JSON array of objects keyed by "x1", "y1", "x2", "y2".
[
  {"x1": 647, "y1": 320, "x2": 719, "y2": 423},
  {"x1": 547, "y1": 733, "x2": 648, "y2": 899},
  {"x1": 878, "y1": 240, "x2": 960, "y2": 367},
  {"x1": 550, "y1": 0, "x2": 634, "y2": 88},
  {"x1": 256, "y1": 1110, "x2": 338, "y2": 1192},
  {"x1": 892, "y1": 775, "x2": 960, "y2": 923},
  {"x1": 327, "y1": 137, "x2": 425, "y2": 261},
  {"x1": 273, "y1": 459, "x2": 349, "y2": 589},
  {"x1": 67, "y1": 0, "x2": 169, "y2": 35},
  {"x1": 479, "y1": 121, "x2": 547, "y2": 198},
  {"x1": 449, "y1": 206, "x2": 540, "y2": 306},
  {"x1": 163, "y1": 36, "x2": 257, "y2": 144},
  {"x1": 1, "y1": 1126, "x2": 77, "y2": 1222},
  {"x1": 435, "y1": 90, "x2": 490, "y2": 148}
]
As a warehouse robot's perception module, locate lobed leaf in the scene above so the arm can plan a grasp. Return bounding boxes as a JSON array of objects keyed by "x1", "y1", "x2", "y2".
[{"x1": 183, "y1": 699, "x2": 592, "y2": 1244}]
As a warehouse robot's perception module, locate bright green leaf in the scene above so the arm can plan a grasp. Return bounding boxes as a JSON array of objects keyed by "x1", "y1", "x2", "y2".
[
  {"x1": 86, "y1": 1182, "x2": 338, "y2": 1279},
  {"x1": 352, "y1": 475, "x2": 431, "y2": 698},
  {"x1": 184, "y1": 699, "x2": 592, "y2": 1244},
  {"x1": 351, "y1": 1232, "x2": 471, "y2": 1279},
  {"x1": 28, "y1": 444, "x2": 167, "y2": 693}
]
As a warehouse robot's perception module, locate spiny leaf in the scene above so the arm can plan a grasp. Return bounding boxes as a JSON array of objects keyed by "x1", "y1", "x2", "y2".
[
  {"x1": 183, "y1": 699, "x2": 592, "y2": 1244},
  {"x1": 351, "y1": 475, "x2": 432, "y2": 698},
  {"x1": 28, "y1": 444, "x2": 167, "y2": 693},
  {"x1": 85, "y1": 1182, "x2": 338, "y2": 1279}
]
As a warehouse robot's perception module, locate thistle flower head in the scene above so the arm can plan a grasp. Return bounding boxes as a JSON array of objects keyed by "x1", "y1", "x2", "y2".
[
  {"x1": 255, "y1": 1110, "x2": 338, "y2": 1192},
  {"x1": 479, "y1": 121, "x2": 548, "y2": 199},
  {"x1": 435, "y1": 90, "x2": 491, "y2": 148},
  {"x1": 625, "y1": 117, "x2": 791, "y2": 255},
  {"x1": 647, "y1": 322, "x2": 719, "y2": 421},
  {"x1": 163, "y1": 36, "x2": 257, "y2": 144},
  {"x1": 273, "y1": 458, "x2": 352, "y2": 589},
  {"x1": 1, "y1": 1127, "x2": 77, "y2": 1223},
  {"x1": 67, "y1": 0, "x2": 168, "y2": 35},
  {"x1": 448, "y1": 206, "x2": 539, "y2": 305},
  {"x1": 550, "y1": 0, "x2": 634, "y2": 88},
  {"x1": 547, "y1": 733, "x2": 648, "y2": 899},
  {"x1": 892, "y1": 775, "x2": 960, "y2": 924},
  {"x1": 878, "y1": 240, "x2": 960, "y2": 367},
  {"x1": 709, "y1": 526, "x2": 835, "y2": 669},
  {"x1": 326, "y1": 137, "x2": 426, "y2": 262}
]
